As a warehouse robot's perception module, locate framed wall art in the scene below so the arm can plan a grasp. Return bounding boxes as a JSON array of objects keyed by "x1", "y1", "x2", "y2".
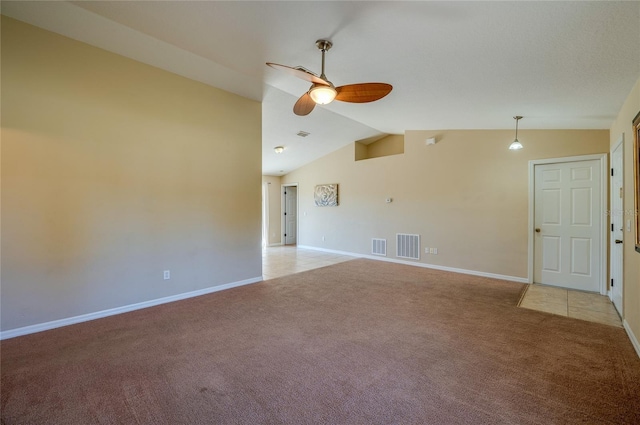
[{"x1": 314, "y1": 184, "x2": 339, "y2": 207}]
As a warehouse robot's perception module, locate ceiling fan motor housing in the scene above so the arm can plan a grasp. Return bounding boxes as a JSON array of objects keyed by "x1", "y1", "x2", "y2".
[{"x1": 316, "y1": 39, "x2": 333, "y2": 52}]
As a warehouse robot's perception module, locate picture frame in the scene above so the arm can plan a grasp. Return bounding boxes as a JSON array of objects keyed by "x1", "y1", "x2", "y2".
[
  {"x1": 314, "y1": 184, "x2": 339, "y2": 207},
  {"x1": 634, "y1": 110, "x2": 640, "y2": 253}
]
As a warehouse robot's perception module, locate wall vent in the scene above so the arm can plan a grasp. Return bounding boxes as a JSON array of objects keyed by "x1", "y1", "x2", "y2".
[
  {"x1": 371, "y1": 238, "x2": 387, "y2": 256},
  {"x1": 396, "y1": 234, "x2": 420, "y2": 260},
  {"x1": 296, "y1": 131, "x2": 310, "y2": 137}
]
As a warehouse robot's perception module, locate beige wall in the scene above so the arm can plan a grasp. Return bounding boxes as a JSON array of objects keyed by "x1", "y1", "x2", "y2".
[
  {"x1": 262, "y1": 175, "x2": 282, "y2": 245},
  {"x1": 1, "y1": 17, "x2": 262, "y2": 331},
  {"x1": 283, "y1": 130, "x2": 608, "y2": 279},
  {"x1": 610, "y1": 76, "x2": 640, "y2": 345}
]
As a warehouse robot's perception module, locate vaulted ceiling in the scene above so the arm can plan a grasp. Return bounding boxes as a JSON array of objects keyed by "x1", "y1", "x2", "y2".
[{"x1": 3, "y1": 1, "x2": 639, "y2": 175}]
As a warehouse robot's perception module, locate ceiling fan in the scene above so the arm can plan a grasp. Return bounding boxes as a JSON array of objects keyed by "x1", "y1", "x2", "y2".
[{"x1": 266, "y1": 39, "x2": 393, "y2": 116}]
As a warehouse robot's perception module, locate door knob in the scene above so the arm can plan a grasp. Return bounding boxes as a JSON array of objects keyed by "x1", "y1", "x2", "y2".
[
  {"x1": 535, "y1": 228, "x2": 541, "y2": 233},
  {"x1": 615, "y1": 239, "x2": 623, "y2": 244}
]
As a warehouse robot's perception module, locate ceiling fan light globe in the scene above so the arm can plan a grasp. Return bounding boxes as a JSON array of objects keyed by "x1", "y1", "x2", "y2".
[
  {"x1": 509, "y1": 139, "x2": 523, "y2": 150},
  {"x1": 309, "y1": 85, "x2": 337, "y2": 104}
]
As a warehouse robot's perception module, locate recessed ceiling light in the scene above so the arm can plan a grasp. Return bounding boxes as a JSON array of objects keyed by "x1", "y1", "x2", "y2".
[{"x1": 274, "y1": 146, "x2": 285, "y2": 154}]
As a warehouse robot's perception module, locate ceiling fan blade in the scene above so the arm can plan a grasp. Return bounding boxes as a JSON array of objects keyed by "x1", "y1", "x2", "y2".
[
  {"x1": 266, "y1": 63, "x2": 329, "y2": 86},
  {"x1": 335, "y1": 83, "x2": 393, "y2": 103},
  {"x1": 293, "y1": 92, "x2": 316, "y2": 116}
]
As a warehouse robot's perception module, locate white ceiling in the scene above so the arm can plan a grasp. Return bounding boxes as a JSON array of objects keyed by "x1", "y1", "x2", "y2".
[{"x1": 3, "y1": 1, "x2": 639, "y2": 176}]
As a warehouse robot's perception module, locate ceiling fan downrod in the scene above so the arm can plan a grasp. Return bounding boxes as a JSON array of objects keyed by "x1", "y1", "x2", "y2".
[{"x1": 315, "y1": 39, "x2": 332, "y2": 80}]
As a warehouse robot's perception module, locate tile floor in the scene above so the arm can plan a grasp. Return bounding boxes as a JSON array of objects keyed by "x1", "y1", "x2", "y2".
[
  {"x1": 263, "y1": 246, "x2": 623, "y2": 328},
  {"x1": 519, "y1": 284, "x2": 622, "y2": 327},
  {"x1": 262, "y1": 245, "x2": 355, "y2": 280}
]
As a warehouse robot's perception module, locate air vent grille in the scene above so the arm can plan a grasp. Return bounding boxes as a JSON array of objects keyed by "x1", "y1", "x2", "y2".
[
  {"x1": 297, "y1": 131, "x2": 310, "y2": 137},
  {"x1": 396, "y1": 234, "x2": 420, "y2": 260},
  {"x1": 372, "y1": 238, "x2": 387, "y2": 256}
]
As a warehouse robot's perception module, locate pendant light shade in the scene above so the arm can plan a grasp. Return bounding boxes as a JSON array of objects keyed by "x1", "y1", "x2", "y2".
[
  {"x1": 509, "y1": 139, "x2": 523, "y2": 150},
  {"x1": 509, "y1": 116, "x2": 524, "y2": 150},
  {"x1": 309, "y1": 84, "x2": 337, "y2": 104}
]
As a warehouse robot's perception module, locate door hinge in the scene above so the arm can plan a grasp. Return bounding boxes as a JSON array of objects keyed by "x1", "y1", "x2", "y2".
[
  {"x1": 611, "y1": 278, "x2": 614, "y2": 287},
  {"x1": 284, "y1": 212, "x2": 287, "y2": 215},
  {"x1": 284, "y1": 233, "x2": 287, "y2": 237},
  {"x1": 611, "y1": 168, "x2": 614, "y2": 176},
  {"x1": 284, "y1": 191, "x2": 287, "y2": 195},
  {"x1": 612, "y1": 223, "x2": 614, "y2": 232}
]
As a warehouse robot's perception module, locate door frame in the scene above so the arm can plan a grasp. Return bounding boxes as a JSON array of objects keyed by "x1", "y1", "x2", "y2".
[
  {"x1": 281, "y1": 183, "x2": 299, "y2": 245},
  {"x1": 610, "y1": 135, "x2": 624, "y2": 313},
  {"x1": 527, "y1": 153, "x2": 608, "y2": 294}
]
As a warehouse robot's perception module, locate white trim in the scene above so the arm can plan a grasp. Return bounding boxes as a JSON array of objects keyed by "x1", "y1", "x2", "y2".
[
  {"x1": 528, "y1": 163, "x2": 535, "y2": 283},
  {"x1": 623, "y1": 320, "x2": 640, "y2": 359},
  {"x1": 0, "y1": 276, "x2": 262, "y2": 340},
  {"x1": 598, "y1": 154, "x2": 609, "y2": 295},
  {"x1": 609, "y1": 135, "x2": 624, "y2": 312},
  {"x1": 528, "y1": 153, "x2": 608, "y2": 294},
  {"x1": 297, "y1": 245, "x2": 528, "y2": 284},
  {"x1": 268, "y1": 242, "x2": 283, "y2": 247},
  {"x1": 297, "y1": 245, "x2": 364, "y2": 258},
  {"x1": 528, "y1": 153, "x2": 608, "y2": 166}
]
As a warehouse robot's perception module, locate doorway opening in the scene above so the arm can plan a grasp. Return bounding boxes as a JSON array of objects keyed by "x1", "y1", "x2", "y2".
[{"x1": 281, "y1": 184, "x2": 298, "y2": 245}]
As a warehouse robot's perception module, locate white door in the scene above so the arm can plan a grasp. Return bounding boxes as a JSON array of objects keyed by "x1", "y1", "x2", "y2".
[
  {"x1": 610, "y1": 142, "x2": 624, "y2": 314},
  {"x1": 284, "y1": 186, "x2": 297, "y2": 245},
  {"x1": 533, "y1": 160, "x2": 602, "y2": 292}
]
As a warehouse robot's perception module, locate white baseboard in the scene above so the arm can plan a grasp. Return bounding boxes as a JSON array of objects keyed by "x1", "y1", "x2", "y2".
[
  {"x1": 297, "y1": 245, "x2": 528, "y2": 284},
  {"x1": 0, "y1": 276, "x2": 263, "y2": 340},
  {"x1": 623, "y1": 320, "x2": 640, "y2": 359},
  {"x1": 297, "y1": 245, "x2": 363, "y2": 258}
]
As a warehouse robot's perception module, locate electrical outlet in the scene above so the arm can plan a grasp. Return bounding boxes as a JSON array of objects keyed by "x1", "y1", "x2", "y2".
[
  {"x1": 425, "y1": 247, "x2": 430, "y2": 254},
  {"x1": 163, "y1": 270, "x2": 170, "y2": 280},
  {"x1": 433, "y1": 248, "x2": 438, "y2": 255},
  {"x1": 322, "y1": 236, "x2": 325, "y2": 242}
]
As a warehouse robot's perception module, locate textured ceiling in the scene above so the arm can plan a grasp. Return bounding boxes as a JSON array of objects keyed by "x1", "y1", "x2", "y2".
[{"x1": 3, "y1": 1, "x2": 639, "y2": 175}]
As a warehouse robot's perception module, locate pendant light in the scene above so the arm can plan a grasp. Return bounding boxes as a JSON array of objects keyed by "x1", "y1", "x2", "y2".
[{"x1": 509, "y1": 116, "x2": 523, "y2": 150}]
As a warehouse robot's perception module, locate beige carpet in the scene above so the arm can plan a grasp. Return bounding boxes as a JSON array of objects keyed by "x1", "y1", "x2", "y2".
[{"x1": 2, "y1": 259, "x2": 639, "y2": 424}]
